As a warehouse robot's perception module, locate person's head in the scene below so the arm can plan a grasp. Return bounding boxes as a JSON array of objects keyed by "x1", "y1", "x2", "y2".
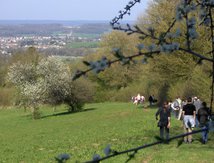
[
  {"x1": 187, "y1": 97, "x2": 192, "y2": 103},
  {"x1": 202, "y1": 101, "x2": 207, "y2": 107},
  {"x1": 163, "y1": 101, "x2": 168, "y2": 108}
]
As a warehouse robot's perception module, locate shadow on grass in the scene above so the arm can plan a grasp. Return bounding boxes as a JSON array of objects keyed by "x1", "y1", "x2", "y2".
[
  {"x1": 135, "y1": 104, "x2": 158, "y2": 110},
  {"x1": 41, "y1": 107, "x2": 97, "y2": 119},
  {"x1": 177, "y1": 138, "x2": 184, "y2": 147},
  {"x1": 145, "y1": 104, "x2": 158, "y2": 109},
  {"x1": 154, "y1": 126, "x2": 187, "y2": 147},
  {"x1": 154, "y1": 135, "x2": 162, "y2": 141}
]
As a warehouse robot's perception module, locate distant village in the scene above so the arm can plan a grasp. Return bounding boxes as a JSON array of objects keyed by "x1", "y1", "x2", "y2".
[{"x1": 0, "y1": 32, "x2": 101, "y2": 56}]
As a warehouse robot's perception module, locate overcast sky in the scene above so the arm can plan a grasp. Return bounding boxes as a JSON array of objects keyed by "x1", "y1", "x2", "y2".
[{"x1": 0, "y1": 0, "x2": 149, "y2": 21}]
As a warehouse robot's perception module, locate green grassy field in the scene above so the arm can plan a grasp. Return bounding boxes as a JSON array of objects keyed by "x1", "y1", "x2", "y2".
[
  {"x1": 66, "y1": 42, "x2": 98, "y2": 48},
  {"x1": 0, "y1": 102, "x2": 213, "y2": 163},
  {"x1": 72, "y1": 33, "x2": 101, "y2": 39}
]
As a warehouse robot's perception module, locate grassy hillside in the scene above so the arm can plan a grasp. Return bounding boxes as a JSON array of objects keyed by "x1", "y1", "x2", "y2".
[
  {"x1": 0, "y1": 103, "x2": 213, "y2": 162},
  {"x1": 66, "y1": 41, "x2": 98, "y2": 48}
]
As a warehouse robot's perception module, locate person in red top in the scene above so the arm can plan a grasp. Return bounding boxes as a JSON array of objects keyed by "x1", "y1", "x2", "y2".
[{"x1": 182, "y1": 97, "x2": 196, "y2": 143}]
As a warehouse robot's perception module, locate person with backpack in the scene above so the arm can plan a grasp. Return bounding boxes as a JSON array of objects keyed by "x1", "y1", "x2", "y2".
[
  {"x1": 198, "y1": 102, "x2": 211, "y2": 144},
  {"x1": 171, "y1": 97, "x2": 182, "y2": 120},
  {"x1": 193, "y1": 97, "x2": 202, "y2": 127},
  {"x1": 149, "y1": 95, "x2": 153, "y2": 106},
  {"x1": 155, "y1": 101, "x2": 171, "y2": 142}
]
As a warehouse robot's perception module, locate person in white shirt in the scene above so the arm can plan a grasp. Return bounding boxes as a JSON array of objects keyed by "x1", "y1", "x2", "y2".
[
  {"x1": 193, "y1": 97, "x2": 202, "y2": 127},
  {"x1": 133, "y1": 93, "x2": 141, "y2": 105},
  {"x1": 171, "y1": 97, "x2": 182, "y2": 120}
]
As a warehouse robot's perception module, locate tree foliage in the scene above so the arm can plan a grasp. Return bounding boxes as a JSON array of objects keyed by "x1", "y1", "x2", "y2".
[
  {"x1": 73, "y1": 0, "x2": 214, "y2": 109},
  {"x1": 7, "y1": 55, "x2": 91, "y2": 117}
]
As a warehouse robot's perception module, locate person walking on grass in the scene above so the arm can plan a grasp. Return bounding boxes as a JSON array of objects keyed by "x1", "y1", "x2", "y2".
[
  {"x1": 155, "y1": 101, "x2": 171, "y2": 142},
  {"x1": 182, "y1": 97, "x2": 196, "y2": 144},
  {"x1": 149, "y1": 95, "x2": 153, "y2": 106},
  {"x1": 171, "y1": 97, "x2": 182, "y2": 120},
  {"x1": 198, "y1": 102, "x2": 211, "y2": 144},
  {"x1": 193, "y1": 96, "x2": 202, "y2": 127},
  {"x1": 133, "y1": 93, "x2": 142, "y2": 105}
]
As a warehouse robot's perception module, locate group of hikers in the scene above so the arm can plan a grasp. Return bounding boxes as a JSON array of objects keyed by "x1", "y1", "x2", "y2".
[
  {"x1": 156, "y1": 96, "x2": 212, "y2": 144},
  {"x1": 132, "y1": 94, "x2": 157, "y2": 106},
  {"x1": 131, "y1": 94, "x2": 212, "y2": 144},
  {"x1": 132, "y1": 93, "x2": 145, "y2": 105}
]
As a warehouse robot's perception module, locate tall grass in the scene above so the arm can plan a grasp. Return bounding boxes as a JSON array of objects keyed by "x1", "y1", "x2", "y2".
[{"x1": 0, "y1": 102, "x2": 213, "y2": 162}]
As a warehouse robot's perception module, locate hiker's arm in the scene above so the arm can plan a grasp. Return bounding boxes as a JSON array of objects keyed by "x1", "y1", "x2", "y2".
[
  {"x1": 155, "y1": 108, "x2": 160, "y2": 120},
  {"x1": 167, "y1": 117, "x2": 171, "y2": 128}
]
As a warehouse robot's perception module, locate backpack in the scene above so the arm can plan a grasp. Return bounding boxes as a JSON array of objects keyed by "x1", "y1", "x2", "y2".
[{"x1": 173, "y1": 100, "x2": 180, "y2": 109}]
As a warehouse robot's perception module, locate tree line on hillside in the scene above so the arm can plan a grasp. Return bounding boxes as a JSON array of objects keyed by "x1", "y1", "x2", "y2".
[
  {"x1": 72, "y1": 24, "x2": 111, "y2": 34},
  {"x1": 0, "y1": 24, "x2": 66, "y2": 36},
  {"x1": 0, "y1": 23, "x2": 111, "y2": 37},
  {"x1": 73, "y1": 0, "x2": 214, "y2": 111}
]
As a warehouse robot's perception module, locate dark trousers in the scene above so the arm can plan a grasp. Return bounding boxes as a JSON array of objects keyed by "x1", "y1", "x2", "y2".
[
  {"x1": 201, "y1": 125, "x2": 209, "y2": 143},
  {"x1": 160, "y1": 126, "x2": 169, "y2": 140}
]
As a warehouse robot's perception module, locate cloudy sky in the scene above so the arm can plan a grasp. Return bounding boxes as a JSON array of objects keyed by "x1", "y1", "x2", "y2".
[{"x1": 0, "y1": 0, "x2": 149, "y2": 21}]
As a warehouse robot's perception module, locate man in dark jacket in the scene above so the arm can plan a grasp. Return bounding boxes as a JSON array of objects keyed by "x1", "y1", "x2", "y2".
[
  {"x1": 156, "y1": 101, "x2": 171, "y2": 141},
  {"x1": 198, "y1": 102, "x2": 211, "y2": 144},
  {"x1": 149, "y1": 95, "x2": 153, "y2": 106}
]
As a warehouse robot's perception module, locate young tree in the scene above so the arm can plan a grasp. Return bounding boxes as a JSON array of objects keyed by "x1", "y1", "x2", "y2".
[{"x1": 8, "y1": 56, "x2": 89, "y2": 118}]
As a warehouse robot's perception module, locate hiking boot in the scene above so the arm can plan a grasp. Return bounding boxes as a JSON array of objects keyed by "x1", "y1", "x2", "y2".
[
  {"x1": 183, "y1": 140, "x2": 188, "y2": 144},
  {"x1": 202, "y1": 140, "x2": 206, "y2": 144}
]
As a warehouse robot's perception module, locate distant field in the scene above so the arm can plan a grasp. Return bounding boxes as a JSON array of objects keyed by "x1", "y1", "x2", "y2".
[
  {"x1": 72, "y1": 33, "x2": 101, "y2": 38},
  {"x1": 66, "y1": 41, "x2": 99, "y2": 48},
  {"x1": 0, "y1": 102, "x2": 213, "y2": 162}
]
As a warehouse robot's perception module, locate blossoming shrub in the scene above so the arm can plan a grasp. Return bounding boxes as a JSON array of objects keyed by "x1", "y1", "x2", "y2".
[{"x1": 8, "y1": 56, "x2": 89, "y2": 118}]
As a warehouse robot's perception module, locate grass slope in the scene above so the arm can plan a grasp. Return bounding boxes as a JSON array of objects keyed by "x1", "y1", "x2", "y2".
[
  {"x1": 66, "y1": 42, "x2": 98, "y2": 48},
  {"x1": 0, "y1": 102, "x2": 213, "y2": 163}
]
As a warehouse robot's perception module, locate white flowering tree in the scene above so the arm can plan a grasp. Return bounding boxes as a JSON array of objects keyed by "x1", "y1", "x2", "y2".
[
  {"x1": 8, "y1": 56, "x2": 85, "y2": 118},
  {"x1": 37, "y1": 57, "x2": 71, "y2": 104},
  {"x1": 37, "y1": 57, "x2": 87, "y2": 112},
  {"x1": 7, "y1": 62, "x2": 42, "y2": 118}
]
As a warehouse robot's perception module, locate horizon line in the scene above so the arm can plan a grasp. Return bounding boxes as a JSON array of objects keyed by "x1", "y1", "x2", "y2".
[
  {"x1": 0, "y1": 19, "x2": 136, "y2": 22},
  {"x1": 0, "y1": 19, "x2": 136, "y2": 25}
]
